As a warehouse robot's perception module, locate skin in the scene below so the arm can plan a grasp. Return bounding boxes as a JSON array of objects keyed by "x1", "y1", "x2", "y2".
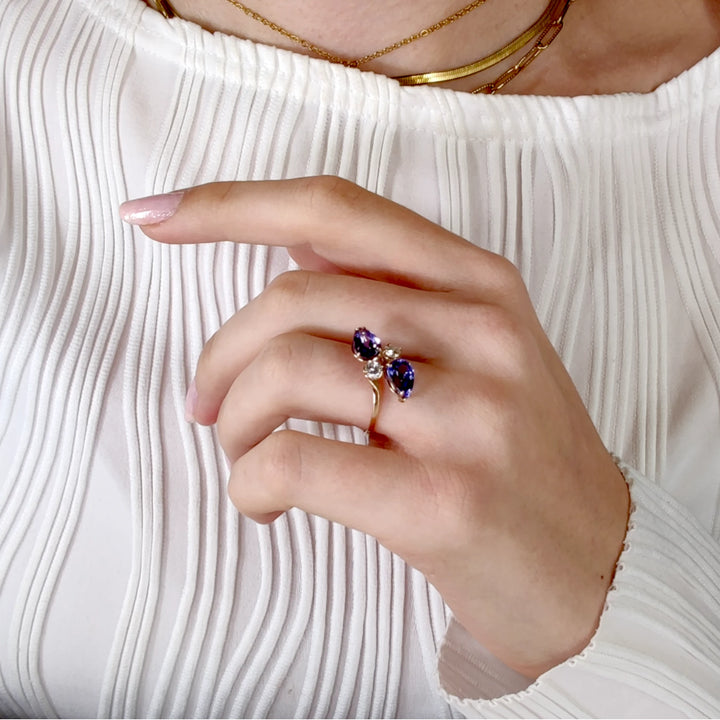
[
  {"x1": 122, "y1": 179, "x2": 630, "y2": 678},
  {"x1": 148, "y1": 0, "x2": 720, "y2": 94},
  {"x1": 125, "y1": 0, "x2": 720, "y2": 679}
]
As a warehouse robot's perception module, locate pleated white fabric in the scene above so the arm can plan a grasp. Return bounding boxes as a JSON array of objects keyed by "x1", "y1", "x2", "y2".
[{"x1": 0, "y1": 0, "x2": 719, "y2": 717}]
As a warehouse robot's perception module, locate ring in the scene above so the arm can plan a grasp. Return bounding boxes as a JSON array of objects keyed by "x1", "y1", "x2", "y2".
[{"x1": 352, "y1": 327, "x2": 415, "y2": 434}]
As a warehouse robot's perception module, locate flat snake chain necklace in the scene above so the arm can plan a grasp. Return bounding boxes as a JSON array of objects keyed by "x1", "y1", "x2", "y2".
[{"x1": 155, "y1": 0, "x2": 575, "y2": 94}]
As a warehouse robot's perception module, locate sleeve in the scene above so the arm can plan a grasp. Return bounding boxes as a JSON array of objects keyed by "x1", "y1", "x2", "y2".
[{"x1": 436, "y1": 460, "x2": 720, "y2": 718}]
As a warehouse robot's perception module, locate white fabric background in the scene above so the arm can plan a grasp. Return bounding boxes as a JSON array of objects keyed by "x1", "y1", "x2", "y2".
[{"x1": 1, "y1": 0, "x2": 719, "y2": 716}]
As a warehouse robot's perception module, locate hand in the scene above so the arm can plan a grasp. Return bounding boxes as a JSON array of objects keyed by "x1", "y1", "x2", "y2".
[{"x1": 122, "y1": 176, "x2": 630, "y2": 679}]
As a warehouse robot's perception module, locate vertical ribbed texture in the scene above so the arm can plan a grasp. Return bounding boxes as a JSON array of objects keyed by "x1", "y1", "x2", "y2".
[
  {"x1": 660, "y1": 87, "x2": 720, "y2": 530},
  {"x1": 1, "y1": 0, "x2": 137, "y2": 717},
  {"x1": 2, "y1": 0, "x2": 720, "y2": 717},
  {"x1": 84, "y1": 7, "x2": 415, "y2": 718}
]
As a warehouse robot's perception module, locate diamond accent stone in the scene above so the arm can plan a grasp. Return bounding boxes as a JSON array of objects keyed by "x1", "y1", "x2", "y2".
[
  {"x1": 381, "y1": 345, "x2": 401, "y2": 362},
  {"x1": 363, "y1": 358, "x2": 384, "y2": 380},
  {"x1": 386, "y1": 358, "x2": 414, "y2": 400},
  {"x1": 352, "y1": 327, "x2": 382, "y2": 361}
]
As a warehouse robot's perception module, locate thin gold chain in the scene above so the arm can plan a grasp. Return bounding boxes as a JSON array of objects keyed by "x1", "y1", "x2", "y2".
[
  {"x1": 220, "y1": 0, "x2": 489, "y2": 67},
  {"x1": 473, "y1": 1, "x2": 573, "y2": 93}
]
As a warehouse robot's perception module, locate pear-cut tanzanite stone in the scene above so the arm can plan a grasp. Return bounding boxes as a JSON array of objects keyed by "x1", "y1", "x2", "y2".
[
  {"x1": 386, "y1": 358, "x2": 414, "y2": 400},
  {"x1": 352, "y1": 327, "x2": 382, "y2": 361}
]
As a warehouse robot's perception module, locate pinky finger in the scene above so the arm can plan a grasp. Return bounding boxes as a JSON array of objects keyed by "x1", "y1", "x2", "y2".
[{"x1": 228, "y1": 430, "x2": 422, "y2": 548}]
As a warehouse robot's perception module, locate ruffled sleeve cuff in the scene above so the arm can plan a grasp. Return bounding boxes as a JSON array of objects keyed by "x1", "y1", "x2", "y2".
[{"x1": 437, "y1": 461, "x2": 720, "y2": 718}]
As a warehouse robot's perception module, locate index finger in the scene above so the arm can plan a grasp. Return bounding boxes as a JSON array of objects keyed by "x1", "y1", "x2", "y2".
[{"x1": 120, "y1": 176, "x2": 514, "y2": 294}]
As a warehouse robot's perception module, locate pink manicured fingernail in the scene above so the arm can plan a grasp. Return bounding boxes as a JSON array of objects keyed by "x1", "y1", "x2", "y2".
[
  {"x1": 119, "y1": 190, "x2": 185, "y2": 225},
  {"x1": 185, "y1": 379, "x2": 198, "y2": 422}
]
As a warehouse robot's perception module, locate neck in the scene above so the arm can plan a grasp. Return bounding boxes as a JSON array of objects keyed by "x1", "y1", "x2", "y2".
[
  {"x1": 154, "y1": 0, "x2": 720, "y2": 95},
  {"x1": 164, "y1": 0, "x2": 550, "y2": 82}
]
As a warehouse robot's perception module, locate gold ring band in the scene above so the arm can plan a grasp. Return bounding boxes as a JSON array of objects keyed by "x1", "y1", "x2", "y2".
[{"x1": 367, "y1": 377, "x2": 382, "y2": 435}]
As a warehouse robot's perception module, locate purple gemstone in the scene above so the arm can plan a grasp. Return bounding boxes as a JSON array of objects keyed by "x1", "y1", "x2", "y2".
[
  {"x1": 386, "y1": 358, "x2": 414, "y2": 400},
  {"x1": 352, "y1": 327, "x2": 381, "y2": 361}
]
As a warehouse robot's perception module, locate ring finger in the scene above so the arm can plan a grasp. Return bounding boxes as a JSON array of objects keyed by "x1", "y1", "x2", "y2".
[
  {"x1": 193, "y1": 270, "x2": 460, "y2": 425},
  {"x1": 216, "y1": 331, "x2": 443, "y2": 463}
]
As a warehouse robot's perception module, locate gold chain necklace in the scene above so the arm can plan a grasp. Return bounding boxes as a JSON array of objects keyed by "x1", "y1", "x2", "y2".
[
  {"x1": 155, "y1": 0, "x2": 575, "y2": 94},
  {"x1": 157, "y1": 1, "x2": 488, "y2": 68},
  {"x1": 395, "y1": 0, "x2": 574, "y2": 91},
  {"x1": 222, "y1": 0, "x2": 489, "y2": 68},
  {"x1": 472, "y1": 0, "x2": 573, "y2": 93}
]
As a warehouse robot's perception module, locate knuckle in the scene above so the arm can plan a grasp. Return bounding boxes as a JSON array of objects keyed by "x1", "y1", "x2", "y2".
[
  {"x1": 264, "y1": 270, "x2": 313, "y2": 313},
  {"x1": 256, "y1": 431, "x2": 302, "y2": 501},
  {"x1": 297, "y1": 175, "x2": 366, "y2": 217},
  {"x1": 462, "y1": 251, "x2": 528, "y2": 304},
  {"x1": 457, "y1": 303, "x2": 538, "y2": 385},
  {"x1": 482, "y1": 305, "x2": 533, "y2": 363},
  {"x1": 491, "y1": 254, "x2": 523, "y2": 289},
  {"x1": 486, "y1": 304, "x2": 523, "y2": 342},
  {"x1": 258, "y1": 333, "x2": 302, "y2": 386},
  {"x1": 228, "y1": 431, "x2": 302, "y2": 514}
]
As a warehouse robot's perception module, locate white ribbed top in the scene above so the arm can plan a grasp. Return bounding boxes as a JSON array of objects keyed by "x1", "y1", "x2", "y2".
[{"x1": 1, "y1": 0, "x2": 719, "y2": 717}]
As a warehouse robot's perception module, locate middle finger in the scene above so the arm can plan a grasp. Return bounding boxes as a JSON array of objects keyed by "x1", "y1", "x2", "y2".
[{"x1": 193, "y1": 270, "x2": 458, "y2": 424}]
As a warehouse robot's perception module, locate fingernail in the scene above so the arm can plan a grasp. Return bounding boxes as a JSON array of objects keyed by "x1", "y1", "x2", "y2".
[
  {"x1": 119, "y1": 190, "x2": 185, "y2": 225},
  {"x1": 185, "y1": 379, "x2": 198, "y2": 422}
]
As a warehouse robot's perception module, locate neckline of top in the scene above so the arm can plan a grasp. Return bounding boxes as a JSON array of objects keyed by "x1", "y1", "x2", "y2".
[{"x1": 81, "y1": 0, "x2": 720, "y2": 132}]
